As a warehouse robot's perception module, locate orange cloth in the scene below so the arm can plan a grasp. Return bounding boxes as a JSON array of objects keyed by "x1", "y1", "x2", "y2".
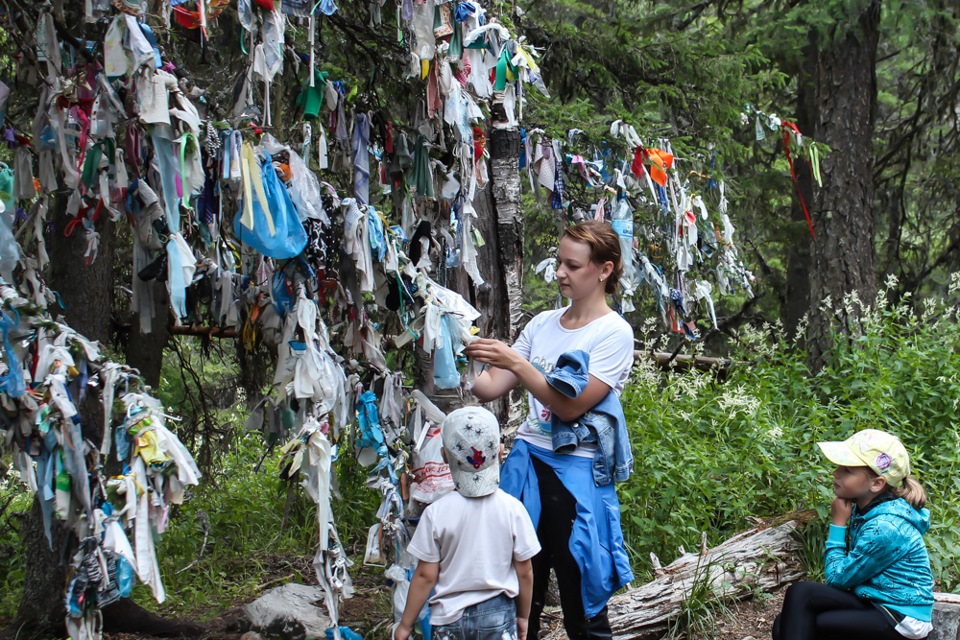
[{"x1": 645, "y1": 148, "x2": 674, "y2": 187}]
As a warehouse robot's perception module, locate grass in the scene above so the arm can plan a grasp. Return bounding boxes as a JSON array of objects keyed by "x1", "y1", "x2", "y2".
[{"x1": 664, "y1": 557, "x2": 734, "y2": 640}]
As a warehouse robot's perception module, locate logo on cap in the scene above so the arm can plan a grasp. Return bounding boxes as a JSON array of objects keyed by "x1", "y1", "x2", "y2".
[
  {"x1": 467, "y1": 447, "x2": 486, "y2": 470},
  {"x1": 875, "y1": 452, "x2": 892, "y2": 472}
]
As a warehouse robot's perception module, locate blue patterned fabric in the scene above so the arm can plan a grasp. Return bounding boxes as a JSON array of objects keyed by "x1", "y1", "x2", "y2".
[{"x1": 825, "y1": 496, "x2": 934, "y2": 621}]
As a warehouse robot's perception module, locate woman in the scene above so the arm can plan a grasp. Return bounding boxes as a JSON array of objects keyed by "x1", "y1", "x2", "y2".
[{"x1": 465, "y1": 220, "x2": 634, "y2": 640}]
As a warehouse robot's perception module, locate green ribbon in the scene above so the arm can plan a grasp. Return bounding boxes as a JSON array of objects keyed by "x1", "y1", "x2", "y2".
[
  {"x1": 449, "y1": 20, "x2": 463, "y2": 59},
  {"x1": 495, "y1": 45, "x2": 516, "y2": 92},
  {"x1": 81, "y1": 142, "x2": 103, "y2": 189},
  {"x1": 81, "y1": 139, "x2": 115, "y2": 190},
  {"x1": 408, "y1": 135, "x2": 434, "y2": 198},
  {"x1": 808, "y1": 143, "x2": 823, "y2": 188},
  {"x1": 179, "y1": 132, "x2": 195, "y2": 211}
]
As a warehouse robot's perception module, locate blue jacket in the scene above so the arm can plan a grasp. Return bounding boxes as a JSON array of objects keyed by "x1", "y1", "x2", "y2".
[
  {"x1": 500, "y1": 439, "x2": 633, "y2": 618},
  {"x1": 543, "y1": 350, "x2": 633, "y2": 486},
  {"x1": 825, "y1": 495, "x2": 935, "y2": 621}
]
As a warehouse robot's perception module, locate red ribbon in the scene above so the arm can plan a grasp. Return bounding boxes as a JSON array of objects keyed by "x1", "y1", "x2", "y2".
[
  {"x1": 64, "y1": 200, "x2": 104, "y2": 238},
  {"x1": 72, "y1": 108, "x2": 91, "y2": 183},
  {"x1": 781, "y1": 121, "x2": 816, "y2": 239}
]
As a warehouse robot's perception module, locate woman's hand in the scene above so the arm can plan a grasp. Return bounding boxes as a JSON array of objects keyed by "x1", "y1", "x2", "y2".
[
  {"x1": 464, "y1": 339, "x2": 525, "y2": 372},
  {"x1": 830, "y1": 497, "x2": 854, "y2": 526}
]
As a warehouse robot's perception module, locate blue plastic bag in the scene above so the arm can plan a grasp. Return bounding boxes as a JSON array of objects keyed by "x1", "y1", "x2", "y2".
[
  {"x1": 0, "y1": 310, "x2": 25, "y2": 398},
  {"x1": 115, "y1": 555, "x2": 134, "y2": 597},
  {"x1": 233, "y1": 151, "x2": 308, "y2": 259},
  {"x1": 356, "y1": 390, "x2": 386, "y2": 455},
  {"x1": 433, "y1": 315, "x2": 462, "y2": 390}
]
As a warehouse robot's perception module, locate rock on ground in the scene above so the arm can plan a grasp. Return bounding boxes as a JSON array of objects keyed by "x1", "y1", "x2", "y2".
[
  {"x1": 933, "y1": 593, "x2": 960, "y2": 640},
  {"x1": 242, "y1": 583, "x2": 331, "y2": 640}
]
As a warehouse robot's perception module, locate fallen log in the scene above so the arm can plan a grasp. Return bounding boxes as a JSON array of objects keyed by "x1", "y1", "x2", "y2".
[
  {"x1": 546, "y1": 520, "x2": 806, "y2": 639},
  {"x1": 643, "y1": 351, "x2": 733, "y2": 379}
]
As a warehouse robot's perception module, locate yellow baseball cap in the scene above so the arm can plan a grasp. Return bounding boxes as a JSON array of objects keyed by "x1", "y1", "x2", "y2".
[{"x1": 817, "y1": 429, "x2": 911, "y2": 486}]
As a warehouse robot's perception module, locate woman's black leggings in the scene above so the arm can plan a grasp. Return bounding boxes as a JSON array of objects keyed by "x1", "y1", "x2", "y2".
[
  {"x1": 772, "y1": 581, "x2": 911, "y2": 640},
  {"x1": 527, "y1": 457, "x2": 611, "y2": 640}
]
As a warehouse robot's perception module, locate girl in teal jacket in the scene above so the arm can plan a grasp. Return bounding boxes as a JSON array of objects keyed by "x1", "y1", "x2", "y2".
[{"x1": 772, "y1": 429, "x2": 934, "y2": 640}]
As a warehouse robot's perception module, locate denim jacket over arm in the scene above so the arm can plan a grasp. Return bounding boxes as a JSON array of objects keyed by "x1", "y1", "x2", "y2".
[{"x1": 543, "y1": 350, "x2": 633, "y2": 486}]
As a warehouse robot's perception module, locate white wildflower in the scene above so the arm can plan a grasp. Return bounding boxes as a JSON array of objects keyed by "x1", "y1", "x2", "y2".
[
  {"x1": 717, "y1": 384, "x2": 761, "y2": 416},
  {"x1": 950, "y1": 272, "x2": 960, "y2": 296}
]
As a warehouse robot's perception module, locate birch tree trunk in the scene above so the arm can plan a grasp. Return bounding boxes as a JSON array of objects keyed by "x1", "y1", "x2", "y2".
[{"x1": 487, "y1": 99, "x2": 526, "y2": 428}]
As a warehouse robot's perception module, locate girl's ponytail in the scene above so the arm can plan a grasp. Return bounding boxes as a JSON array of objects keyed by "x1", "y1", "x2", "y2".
[{"x1": 893, "y1": 475, "x2": 927, "y2": 510}]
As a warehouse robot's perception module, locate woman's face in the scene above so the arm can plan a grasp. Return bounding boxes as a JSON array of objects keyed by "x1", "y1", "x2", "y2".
[
  {"x1": 833, "y1": 465, "x2": 884, "y2": 501},
  {"x1": 555, "y1": 236, "x2": 611, "y2": 301}
]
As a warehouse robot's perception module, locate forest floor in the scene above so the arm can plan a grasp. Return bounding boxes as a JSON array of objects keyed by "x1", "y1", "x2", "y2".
[{"x1": 90, "y1": 556, "x2": 788, "y2": 640}]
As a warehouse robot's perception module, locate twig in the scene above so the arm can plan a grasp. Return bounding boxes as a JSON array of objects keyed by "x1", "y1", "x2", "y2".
[
  {"x1": 169, "y1": 324, "x2": 240, "y2": 339},
  {"x1": 0, "y1": 494, "x2": 16, "y2": 526},
  {"x1": 255, "y1": 573, "x2": 295, "y2": 593},
  {"x1": 665, "y1": 294, "x2": 759, "y2": 366},
  {"x1": 175, "y1": 511, "x2": 211, "y2": 574}
]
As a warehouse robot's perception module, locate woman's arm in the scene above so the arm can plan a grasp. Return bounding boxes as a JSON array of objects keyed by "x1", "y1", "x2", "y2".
[
  {"x1": 465, "y1": 339, "x2": 612, "y2": 422},
  {"x1": 471, "y1": 366, "x2": 520, "y2": 402},
  {"x1": 512, "y1": 357, "x2": 612, "y2": 422}
]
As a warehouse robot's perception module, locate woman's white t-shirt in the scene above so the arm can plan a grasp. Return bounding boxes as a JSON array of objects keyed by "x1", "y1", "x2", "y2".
[{"x1": 511, "y1": 307, "x2": 634, "y2": 457}]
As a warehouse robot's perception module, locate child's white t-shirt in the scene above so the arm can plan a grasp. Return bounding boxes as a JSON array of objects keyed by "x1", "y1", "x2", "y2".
[
  {"x1": 406, "y1": 489, "x2": 541, "y2": 625},
  {"x1": 511, "y1": 307, "x2": 635, "y2": 457}
]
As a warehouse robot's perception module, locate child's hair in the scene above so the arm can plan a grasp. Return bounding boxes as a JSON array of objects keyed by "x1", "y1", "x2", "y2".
[
  {"x1": 562, "y1": 221, "x2": 624, "y2": 295},
  {"x1": 868, "y1": 469, "x2": 928, "y2": 509}
]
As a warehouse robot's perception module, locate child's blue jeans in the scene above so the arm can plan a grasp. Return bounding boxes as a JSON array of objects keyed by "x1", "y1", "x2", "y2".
[{"x1": 433, "y1": 593, "x2": 517, "y2": 640}]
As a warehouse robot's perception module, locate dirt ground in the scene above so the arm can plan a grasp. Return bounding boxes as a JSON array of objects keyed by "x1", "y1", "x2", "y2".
[{"x1": 713, "y1": 588, "x2": 784, "y2": 640}]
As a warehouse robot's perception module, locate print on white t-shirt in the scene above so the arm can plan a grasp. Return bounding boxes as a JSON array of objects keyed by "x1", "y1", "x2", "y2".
[{"x1": 511, "y1": 308, "x2": 634, "y2": 457}]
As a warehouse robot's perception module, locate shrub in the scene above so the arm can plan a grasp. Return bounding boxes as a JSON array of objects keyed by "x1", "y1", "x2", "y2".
[{"x1": 619, "y1": 279, "x2": 960, "y2": 591}]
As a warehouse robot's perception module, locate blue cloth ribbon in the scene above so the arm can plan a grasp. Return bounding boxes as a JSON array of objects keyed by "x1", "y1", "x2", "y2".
[
  {"x1": 367, "y1": 206, "x2": 386, "y2": 261},
  {"x1": 352, "y1": 113, "x2": 370, "y2": 205},
  {"x1": 315, "y1": 0, "x2": 338, "y2": 16}
]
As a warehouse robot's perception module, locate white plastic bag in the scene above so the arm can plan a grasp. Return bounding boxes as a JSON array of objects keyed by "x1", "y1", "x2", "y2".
[{"x1": 408, "y1": 392, "x2": 454, "y2": 504}]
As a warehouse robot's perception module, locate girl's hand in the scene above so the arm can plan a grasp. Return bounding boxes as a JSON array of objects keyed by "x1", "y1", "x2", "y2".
[
  {"x1": 394, "y1": 622, "x2": 412, "y2": 640},
  {"x1": 464, "y1": 339, "x2": 524, "y2": 371},
  {"x1": 831, "y1": 497, "x2": 854, "y2": 526}
]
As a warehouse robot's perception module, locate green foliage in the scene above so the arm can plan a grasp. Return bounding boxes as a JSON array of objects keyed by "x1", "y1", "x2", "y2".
[
  {"x1": 0, "y1": 477, "x2": 31, "y2": 621},
  {"x1": 618, "y1": 279, "x2": 960, "y2": 591},
  {"x1": 130, "y1": 430, "x2": 379, "y2": 616},
  {"x1": 132, "y1": 432, "x2": 314, "y2": 615},
  {"x1": 156, "y1": 337, "x2": 248, "y2": 474}
]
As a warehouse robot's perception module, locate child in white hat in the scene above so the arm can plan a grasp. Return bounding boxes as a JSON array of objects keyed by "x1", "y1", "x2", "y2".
[
  {"x1": 395, "y1": 407, "x2": 541, "y2": 640},
  {"x1": 772, "y1": 429, "x2": 934, "y2": 640}
]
